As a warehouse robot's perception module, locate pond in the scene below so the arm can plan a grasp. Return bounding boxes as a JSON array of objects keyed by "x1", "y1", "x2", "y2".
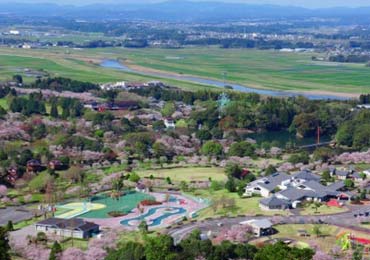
[
  {"x1": 100, "y1": 59, "x2": 350, "y2": 100},
  {"x1": 245, "y1": 130, "x2": 331, "y2": 148}
]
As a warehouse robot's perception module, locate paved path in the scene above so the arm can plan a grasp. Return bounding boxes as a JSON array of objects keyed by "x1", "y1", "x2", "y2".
[
  {"x1": 167, "y1": 205, "x2": 370, "y2": 244},
  {"x1": 0, "y1": 206, "x2": 33, "y2": 226}
]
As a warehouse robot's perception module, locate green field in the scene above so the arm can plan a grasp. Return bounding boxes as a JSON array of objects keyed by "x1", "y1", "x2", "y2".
[
  {"x1": 1, "y1": 46, "x2": 369, "y2": 94},
  {"x1": 136, "y1": 167, "x2": 227, "y2": 182},
  {"x1": 113, "y1": 47, "x2": 370, "y2": 94},
  {"x1": 0, "y1": 98, "x2": 8, "y2": 110},
  {"x1": 300, "y1": 203, "x2": 348, "y2": 215},
  {"x1": 0, "y1": 48, "x2": 212, "y2": 91},
  {"x1": 190, "y1": 189, "x2": 289, "y2": 218}
]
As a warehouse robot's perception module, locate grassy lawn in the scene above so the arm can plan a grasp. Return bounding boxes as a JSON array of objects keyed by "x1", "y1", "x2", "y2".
[
  {"x1": 251, "y1": 224, "x2": 339, "y2": 253},
  {"x1": 117, "y1": 231, "x2": 158, "y2": 247},
  {"x1": 253, "y1": 223, "x2": 370, "y2": 254},
  {"x1": 190, "y1": 189, "x2": 289, "y2": 219},
  {"x1": 299, "y1": 204, "x2": 348, "y2": 216},
  {"x1": 0, "y1": 97, "x2": 8, "y2": 110},
  {"x1": 13, "y1": 216, "x2": 44, "y2": 230},
  {"x1": 136, "y1": 167, "x2": 227, "y2": 182}
]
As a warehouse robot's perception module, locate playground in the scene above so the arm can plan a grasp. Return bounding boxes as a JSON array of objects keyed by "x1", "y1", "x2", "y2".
[{"x1": 55, "y1": 192, "x2": 207, "y2": 229}]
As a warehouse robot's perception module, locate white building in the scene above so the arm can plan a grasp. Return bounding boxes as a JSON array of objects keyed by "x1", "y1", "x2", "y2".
[{"x1": 35, "y1": 218, "x2": 99, "y2": 239}]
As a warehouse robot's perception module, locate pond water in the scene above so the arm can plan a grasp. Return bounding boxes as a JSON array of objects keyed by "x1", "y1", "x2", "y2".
[
  {"x1": 245, "y1": 130, "x2": 331, "y2": 148},
  {"x1": 100, "y1": 59, "x2": 350, "y2": 100}
]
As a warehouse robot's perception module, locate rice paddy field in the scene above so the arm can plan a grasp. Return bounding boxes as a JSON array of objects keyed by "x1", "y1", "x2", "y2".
[{"x1": 0, "y1": 46, "x2": 369, "y2": 94}]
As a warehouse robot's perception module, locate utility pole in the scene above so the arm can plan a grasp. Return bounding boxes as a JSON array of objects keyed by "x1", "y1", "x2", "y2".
[
  {"x1": 317, "y1": 126, "x2": 321, "y2": 145},
  {"x1": 222, "y1": 71, "x2": 227, "y2": 87}
]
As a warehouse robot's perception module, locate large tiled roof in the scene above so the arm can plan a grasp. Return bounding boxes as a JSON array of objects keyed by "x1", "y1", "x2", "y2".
[
  {"x1": 260, "y1": 196, "x2": 290, "y2": 207},
  {"x1": 293, "y1": 170, "x2": 321, "y2": 182},
  {"x1": 278, "y1": 188, "x2": 308, "y2": 201},
  {"x1": 258, "y1": 172, "x2": 290, "y2": 191},
  {"x1": 327, "y1": 181, "x2": 345, "y2": 191},
  {"x1": 36, "y1": 218, "x2": 99, "y2": 231}
]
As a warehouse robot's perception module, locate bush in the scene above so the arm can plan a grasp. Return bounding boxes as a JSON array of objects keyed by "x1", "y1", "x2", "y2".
[
  {"x1": 108, "y1": 211, "x2": 126, "y2": 217},
  {"x1": 139, "y1": 200, "x2": 161, "y2": 206}
]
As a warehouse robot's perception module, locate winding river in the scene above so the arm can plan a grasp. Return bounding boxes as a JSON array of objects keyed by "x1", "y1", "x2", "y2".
[{"x1": 100, "y1": 59, "x2": 351, "y2": 100}]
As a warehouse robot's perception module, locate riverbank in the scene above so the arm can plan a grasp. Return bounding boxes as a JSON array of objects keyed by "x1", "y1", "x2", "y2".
[{"x1": 100, "y1": 59, "x2": 357, "y2": 100}]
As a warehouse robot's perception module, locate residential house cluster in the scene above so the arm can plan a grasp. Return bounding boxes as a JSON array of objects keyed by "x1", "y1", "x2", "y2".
[
  {"x1": 244, "y1": 170, "x2": 353, "y2": 211},
  {"x1": 100, "y1": 80, "x2": 164, "y2": 91}
]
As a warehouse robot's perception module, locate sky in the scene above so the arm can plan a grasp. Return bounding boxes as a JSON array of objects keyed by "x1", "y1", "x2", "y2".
[{"x1": 1, "y1": 0, "x2": 370, "y2": 8}]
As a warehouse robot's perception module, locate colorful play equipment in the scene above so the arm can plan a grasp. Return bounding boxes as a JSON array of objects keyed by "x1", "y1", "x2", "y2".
[{"x1": 336, "y1": 231, "x2": 370, "y2": 251}]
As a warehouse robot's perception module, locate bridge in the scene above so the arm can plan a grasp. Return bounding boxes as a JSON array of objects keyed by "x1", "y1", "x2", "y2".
[{"x1": 298, "y1": 141, "x2": 333, "y2": 150}]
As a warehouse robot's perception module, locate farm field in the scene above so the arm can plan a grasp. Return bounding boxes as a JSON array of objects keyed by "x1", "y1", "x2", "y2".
[
  {"x1": 0, "y1": 46, "x2": 369, "y2": 95},
  {"x1": 92, "y1": 47, "x2": 370, "y2": 95},
  {"x1": 0, "y1": 47, "x2": 212, "y2": 91}
]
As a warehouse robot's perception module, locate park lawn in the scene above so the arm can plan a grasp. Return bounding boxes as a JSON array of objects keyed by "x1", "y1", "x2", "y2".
[
  {"x1": 299, "y1": 204, "x2": 348, "y2": 216},
  {"x1": 117, "y1": 231, "x2": 158, "y2": 246},
  {"x1": 136, "y1": 167, "x2": 227, "y2": 182},
  {"x1": 190, "y1": 189, "x2": 289, "y2": 219}
]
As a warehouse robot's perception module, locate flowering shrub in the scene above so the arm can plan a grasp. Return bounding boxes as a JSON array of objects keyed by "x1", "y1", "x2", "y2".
[{"x1": 139, "y1": 199, "x2": 162, "y2": 206}]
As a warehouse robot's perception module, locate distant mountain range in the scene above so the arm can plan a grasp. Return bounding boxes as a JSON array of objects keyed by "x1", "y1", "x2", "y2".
[{"x1": 1, "y1": 1, "x2": 370, "y2": 21}]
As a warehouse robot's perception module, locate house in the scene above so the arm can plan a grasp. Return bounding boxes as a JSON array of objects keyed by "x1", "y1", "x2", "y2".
[
  {"x1": 146, "y1": 81, "x2": 164, "y2": 87},
  {"x1": 330, "y1": 168, "x2": 349, "y2": 180},
  {"x1": 259, "y1": 196, "x2": 290, "y2": 210},
  {"x1": 107, "y1": 101, "x2": 139, "y2": 111},
  {"x1": 240, "y1": 219, "x2": 273, "y2": 237},
  {"x1": 164, "y1": 117, "x2": 176, "y2": 129},
  {"x1": 135, "y1": 183, "x2": 149, "y2": 193},
  {"x1": 26, "y1": 159, "x2": 42, "y2": 173},
  {"x1": 48, "y1": 160, "x2": 63, "y2": 170},
  {"x1": 352, "y1": 172, "x2": 364, "y2": 182},
  {"x1": 35, "y1": 218, "x2": 99, "y2": 239},
  {"x1": 244, "y1": 172, "x2": 290, "y2": 198},
  {"x1": 363, "y1": 169, "x2": 370, "y2": 177},
  {"x1": 247, "y1": 170, "x2": 353, "y2": 211}
]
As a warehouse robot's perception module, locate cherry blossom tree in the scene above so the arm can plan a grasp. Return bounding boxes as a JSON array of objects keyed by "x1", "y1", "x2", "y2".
[
  {"x1": 60, "y1": 247, "x2": 86, "y2": 260},
  {"x1": 0, "y1": 185, "x2": 7, "y2": 197},
  {"x1": 313, "y1": 250, "x2": 334, "y2": 260}
]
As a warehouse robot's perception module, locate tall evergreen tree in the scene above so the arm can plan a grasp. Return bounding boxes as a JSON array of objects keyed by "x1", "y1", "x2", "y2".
[
  {"x1": 50, "y1": 102, "x2": 59, "y2": 118},
  {"x1": 0, "y1": 226, "x2": 11, "y2": 260},
  {"x1": 49, "y1": 241, "x2": 62, "y2": 260}
]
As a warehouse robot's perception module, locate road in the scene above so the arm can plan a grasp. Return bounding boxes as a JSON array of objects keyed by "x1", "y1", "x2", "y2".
[{"x1": 167, "y1": 205, "x2": 370, "y2": 244}]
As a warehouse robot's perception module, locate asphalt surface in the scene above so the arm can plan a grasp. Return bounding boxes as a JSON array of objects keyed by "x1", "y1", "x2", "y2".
[
  {"x1": 0, "y1": 206, "x2": 34, "y2": 226},
  {"x1": 167, "y1": 205, "x2": 370, "y2": 244}
]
